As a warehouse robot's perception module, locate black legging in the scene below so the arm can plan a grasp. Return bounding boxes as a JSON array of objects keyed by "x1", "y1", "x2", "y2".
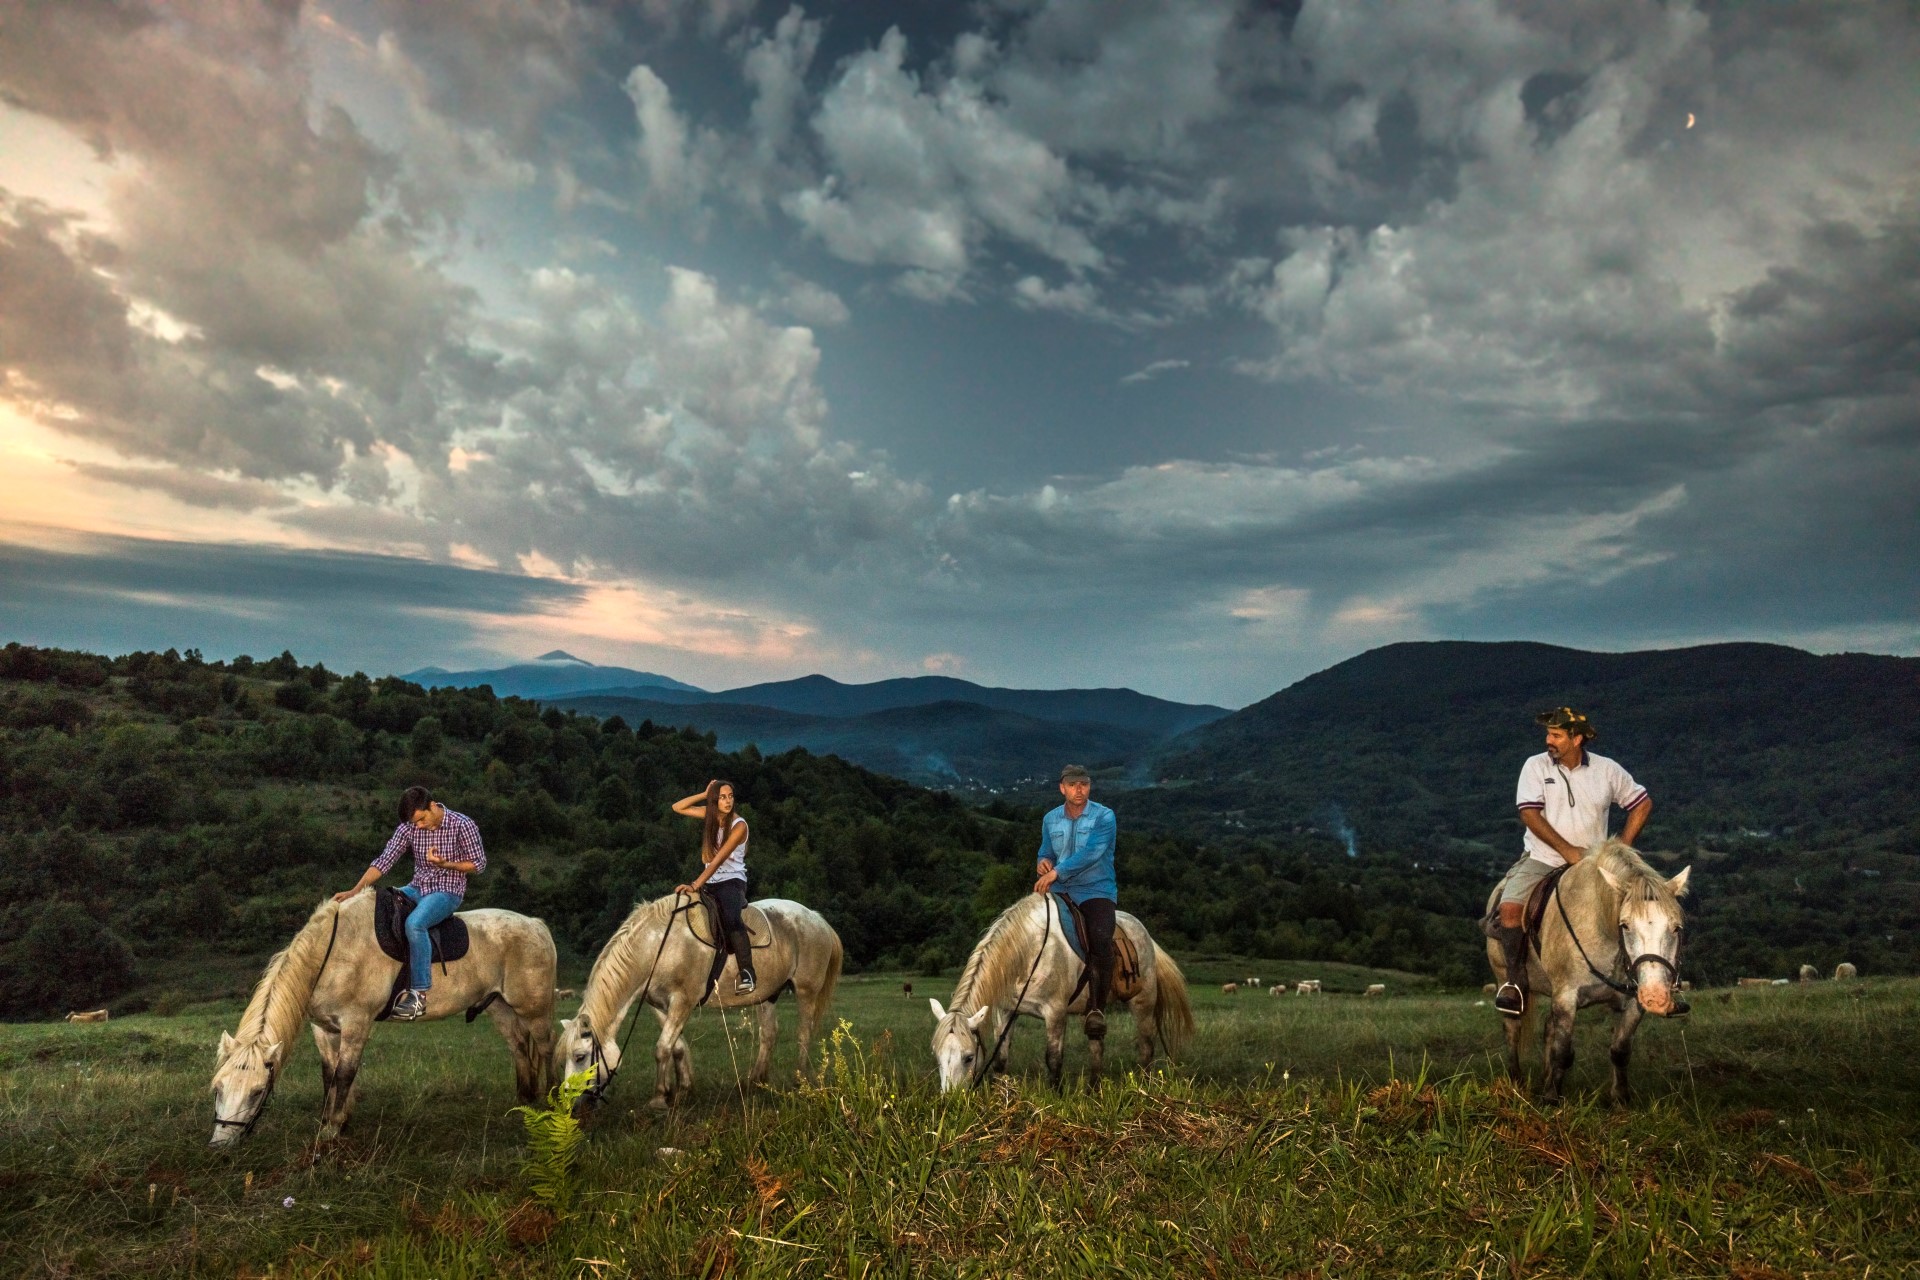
[
  {"x1": 1072, "y1": 896, "x2": 1117, "y2": 1009},
  {"x1": 706, "y1": 878, "x2": 756, "y2": 983}
]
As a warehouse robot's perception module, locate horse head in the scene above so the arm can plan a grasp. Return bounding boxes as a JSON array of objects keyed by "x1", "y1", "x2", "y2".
[
  {"x1": 209, "y1": 1030, "x2": 282, "y2": 1147},
  {"x1": 928, "y1": 997, "x2": 991, "y2": 1092},
  {"x1": 1595, "y1": 860, "x2": 1692, "y2": 1016},
  {"x1": 555, "y1": 1010, "x2": 617, "y2": 1108}
]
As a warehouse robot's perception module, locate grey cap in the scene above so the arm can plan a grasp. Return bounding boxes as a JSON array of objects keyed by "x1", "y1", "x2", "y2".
[{"x1": 1059, "y1": 763, "x2": 1090, "y2": 783}]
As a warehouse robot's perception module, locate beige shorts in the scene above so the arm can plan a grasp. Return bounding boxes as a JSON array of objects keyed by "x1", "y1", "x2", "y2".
[{"x1": 1498, "y1": 855, "x2": 1560, "y2": 905}]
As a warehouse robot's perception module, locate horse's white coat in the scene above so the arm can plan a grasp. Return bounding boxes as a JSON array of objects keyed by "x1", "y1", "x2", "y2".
[
  {"x1": 929, "y1": 895, "x2": 1194, "y2": 1092},
  {"x1": 556, "y1": 895, "x2": 841, "y2": 1109},
  {"x1": 209, "y1": 893, "x2": 557, "y2": 1145}
]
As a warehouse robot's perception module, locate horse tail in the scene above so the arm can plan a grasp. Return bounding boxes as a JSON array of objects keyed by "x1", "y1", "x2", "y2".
[
  {"x1": 817, "y1": 924, "x2": 844, "y2": 1012},
  {"x1": 1151, "y1": 944, "x2": 1196, "y2": 1055}
]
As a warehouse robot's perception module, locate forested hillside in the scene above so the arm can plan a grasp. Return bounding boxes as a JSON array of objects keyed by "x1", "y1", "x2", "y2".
[
  {"x1": 3, "y1": 640, "x2": 1910, "y2": 1022},
  {"x1": 0, "y1": 643, "x2": 1481, "y2": 1020}
]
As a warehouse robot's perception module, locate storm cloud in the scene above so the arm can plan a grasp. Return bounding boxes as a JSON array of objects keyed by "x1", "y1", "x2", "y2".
[{"x1": 1, "y1": 0, "x2": 1914, "y2": 704}]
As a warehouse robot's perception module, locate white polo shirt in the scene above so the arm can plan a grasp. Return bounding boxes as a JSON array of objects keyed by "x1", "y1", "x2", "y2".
[{"x1": 1515, "y1": 750, "x2": 1648, "y2": 867}]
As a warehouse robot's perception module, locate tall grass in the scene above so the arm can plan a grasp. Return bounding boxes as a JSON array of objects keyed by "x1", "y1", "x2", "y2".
[{"x1": 3, "y1": 977, "x2": 1916, "y2": 1277}]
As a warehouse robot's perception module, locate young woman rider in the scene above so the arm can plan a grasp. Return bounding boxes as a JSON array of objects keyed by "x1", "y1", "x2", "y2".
[{"x1": 671, "y1": 779, "x2": 756, "y2": 995}]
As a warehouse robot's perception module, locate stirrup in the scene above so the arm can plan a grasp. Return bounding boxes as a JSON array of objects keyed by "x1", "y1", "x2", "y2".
[
  {"x1": 1494, "y1": 982, "x2": 1526, "y2": 1017},
  {"x1": 1083, "y1": 1007, "x2": 1107, "y2": 1041},
  {"x1": 392, "y1": 989, "x2": 427, "y2": 1021},
  {"x1": 735, "y1": 972, "x2": 756, "y2": 995}
]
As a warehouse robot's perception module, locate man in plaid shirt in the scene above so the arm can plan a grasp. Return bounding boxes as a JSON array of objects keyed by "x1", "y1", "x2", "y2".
[{"x1": 335, "y1": 786, "x2": 486, "y2": 1020}]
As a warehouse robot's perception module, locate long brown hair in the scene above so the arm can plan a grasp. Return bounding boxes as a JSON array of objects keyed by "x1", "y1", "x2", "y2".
[{"x1": 700, "y1": 779, "x2": 738, "y2": 856}]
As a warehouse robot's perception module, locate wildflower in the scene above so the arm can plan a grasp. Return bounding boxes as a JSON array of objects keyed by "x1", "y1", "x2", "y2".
[{"x1": 282, "y1": 1196, "x2": 296, "y2": 1209}]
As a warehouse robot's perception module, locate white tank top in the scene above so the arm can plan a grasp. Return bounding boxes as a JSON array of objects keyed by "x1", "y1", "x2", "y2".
[{"x1": 707, "y1": 816, "x2": 747, "y2": 884}]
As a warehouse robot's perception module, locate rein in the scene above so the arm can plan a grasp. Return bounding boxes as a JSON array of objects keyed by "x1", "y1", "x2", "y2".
[
  {"x1": 215, "y1": 909, "x2": 340, "y2": 1140},
  {"x1": 967, "y1": 895, "x2": 1053, "y2": 1088},
  {"x1": 1551, "y1": 877, "x2": 1680, "y2": 1001},
  {"x1": 580, "y1": 892, "x2": 698, "y2": 1108}
]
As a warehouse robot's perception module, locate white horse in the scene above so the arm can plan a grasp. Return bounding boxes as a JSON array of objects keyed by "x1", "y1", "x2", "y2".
[
  {"x1": 1486, "y1": 839, "x2": 1691, "y2": 1105},
  {"x1": 555, "y1": 894, "x2": 842, "y2": 1110},
  {"x1": 930, "y1": 895, "x2": 1194, "y2": 1091},
  {"x1": 210, "y1": 893, "x2": 557, "y2": 1145}
]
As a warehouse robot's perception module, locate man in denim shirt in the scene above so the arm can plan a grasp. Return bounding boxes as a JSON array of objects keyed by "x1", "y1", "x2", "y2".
[{"x1": 1035, "y1": 764, "x2": 1119, "y2": 1039}]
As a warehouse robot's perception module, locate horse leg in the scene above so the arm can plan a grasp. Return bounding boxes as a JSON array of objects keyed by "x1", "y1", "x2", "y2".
[
  {"x1": 319, "y1": 1019, "x2": 370, "y2": 1140},
  {"x1": 1540, "y1": 993, "x2": 1579, "y2": 1105},
  {"x1": 1608, "y1": 1000, "x2": 1644, "y2": 1107},
  {"x1": 1501, "y1": 999, "x2": 1529, "y2": 1086},
  {"x1": 1132, "y1": 989, "x2": 1158, "y2": 1073},
  {"x1": 1084, "y1": 1003, "x2": 1106, "y2": 1086},
  {"x1": 793, "y1": 987, "x2": 819, "y2": 1082},
  {"x1": 673, "y1": 1034, "x2": 695, "y2": 1093},
  {"x1": 751, "y1": 1001, "x2": 778, "y2": 1086},
  {"x1": 650, "y1": 1003, "x2": 693, "y2": 1110},
  {"x1": 487, "y1": 1003, "x2": 543, "y2": 1104},
  {"x1": 311, "y1": 1021, "x2": 341, "y2": 1125},
  {"x1": 1043, "y1": 1009, "x2": 1068, "y2": 1089}
]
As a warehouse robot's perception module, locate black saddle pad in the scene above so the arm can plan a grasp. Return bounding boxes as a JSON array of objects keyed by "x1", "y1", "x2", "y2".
[
  {"x1": 689, "y1": 893, "x2": 770, "y2": 951},
  {"x1": 373, "y1": 888, "x2": 470, "y2": 966}
]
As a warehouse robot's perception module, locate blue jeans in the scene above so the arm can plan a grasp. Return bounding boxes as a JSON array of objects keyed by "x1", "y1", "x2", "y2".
[{"x1": 398, "y1": 886, "x2": 461, "y2": 991}]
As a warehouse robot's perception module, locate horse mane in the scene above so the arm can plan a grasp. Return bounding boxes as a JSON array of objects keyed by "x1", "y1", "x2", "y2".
[
  {"x1": 1587, "y1": 838, "x2": 1679, "y2": 906},
  {"x1": 577, "y1": 894, "x2": 682, "y2": 1030},
  {"x1": 223, "y1": 896, "x2": 341, "y2": 1066},
  {"x1": 948, "y1": 896, "x2": 1046, "y2": 1017}
]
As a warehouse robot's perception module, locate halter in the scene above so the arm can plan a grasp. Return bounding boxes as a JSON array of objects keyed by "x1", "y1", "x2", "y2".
[
  {"x1": 577, "y1": 893, "x2": 697, "y2": 1108},
  {"x1": 212, "y1": 910, "x2": 338, "y2": 1142},
  {"x1": 1551, "y1": 875, "x2": 1682, "y2": 1001}
]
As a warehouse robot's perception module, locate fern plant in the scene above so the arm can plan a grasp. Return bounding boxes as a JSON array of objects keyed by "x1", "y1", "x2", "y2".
[{"x1": 510, "y1": 1069, "x2": 595, "y2": 1215}]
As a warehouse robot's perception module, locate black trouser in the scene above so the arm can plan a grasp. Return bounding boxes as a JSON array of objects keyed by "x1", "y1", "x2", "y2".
[
  {"x1": 1072, "y1": 896, "x2": 1116, "y2": 1009},
  {"x1": 707, "y1": 879, "x2": 756, "y2": 983}
]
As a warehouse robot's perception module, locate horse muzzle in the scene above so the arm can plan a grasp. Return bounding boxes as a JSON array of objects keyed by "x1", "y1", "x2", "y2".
[{"x1": 1629, "y1": 953, "x2": 1681, "y2": 1015}]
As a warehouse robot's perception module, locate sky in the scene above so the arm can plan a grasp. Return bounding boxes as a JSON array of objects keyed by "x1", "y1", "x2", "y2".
[{"x1": 0, "y1": 0, "x2": 1915, "y2": 707}]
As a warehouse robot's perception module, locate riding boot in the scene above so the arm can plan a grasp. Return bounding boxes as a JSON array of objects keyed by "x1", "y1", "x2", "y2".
[
  {"x1": 1492, "y1": 925, "x2": 1529, "y2": 1017},
  {"x1": 726, "y1": 928, "x2": 757, "y2": 995}
]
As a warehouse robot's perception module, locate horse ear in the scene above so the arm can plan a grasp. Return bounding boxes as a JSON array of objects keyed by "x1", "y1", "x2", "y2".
[
  {"x1": 928, "y1": 998, "x2": 947, "y2": 1022},
  {"x1": 263, "y1": 1040, "x2": 284, "y2": 1067},
  {"x1": 574, "y1": 1011, "x2": 593, "y2": 1034},
  {"x1": 1593, "y1": 860, "x2": 1623, "y2": 893},
  {"x1": 1666, "y1": 866, "x2": 1692, "y2": 898},
  {"x1": 967, "y1": 1006, "x2": 990, "y2": 1030},
  {"x1": 218, "y1": 1031, "x2": 236, "y2": 1058}
]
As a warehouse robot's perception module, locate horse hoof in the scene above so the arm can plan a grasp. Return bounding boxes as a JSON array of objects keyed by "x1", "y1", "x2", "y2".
[{"x1": 647, "y1": 1096, "x2": 670, "y2": 1112}]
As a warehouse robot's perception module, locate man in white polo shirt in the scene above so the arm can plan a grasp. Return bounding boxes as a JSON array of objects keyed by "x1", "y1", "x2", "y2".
[{"x1": 1489, "y1": 707, "x2": 1652, "y2": 1016}]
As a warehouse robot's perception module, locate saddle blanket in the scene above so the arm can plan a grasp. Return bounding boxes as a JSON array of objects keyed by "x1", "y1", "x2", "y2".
[
  {"x1": 1050, "y1": 894, "x2": 1143, "y2": 1003},
  {"x1": 373, "y1": 887, "x2": 471, "y2": 967}
]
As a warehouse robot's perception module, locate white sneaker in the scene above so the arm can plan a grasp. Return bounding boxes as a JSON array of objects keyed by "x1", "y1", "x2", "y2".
[{"x1": 392, "y1": 989, "x2": 427, "y2": 1020}]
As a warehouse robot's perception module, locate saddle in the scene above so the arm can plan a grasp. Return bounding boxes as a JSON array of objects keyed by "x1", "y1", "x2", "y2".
[
  {"x1": 686, "y1": 895, "x2": 772, "y2": 952},
  {"x1": 372, "y1": 888, "x2": 472, "y2": 1022},
  {"x1": 689, "y1": 892, "x2": 774, "y2": 1006},
  {"x1": 373, "y1": 887, "x2": 470, "y2": 966},
  {"x1": 1052, "y1": 894, "x2": 1143, "y2": 1005}
]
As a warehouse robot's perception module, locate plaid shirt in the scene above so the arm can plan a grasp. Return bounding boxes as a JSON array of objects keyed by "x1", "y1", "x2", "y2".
[{"x1": 371, "y1": 808, "x2": 486, "y2": 897}]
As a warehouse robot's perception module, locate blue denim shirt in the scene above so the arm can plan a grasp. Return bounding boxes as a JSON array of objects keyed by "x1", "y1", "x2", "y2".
[{"x1": 1036, "y1": 801, "x2": 1117, "y2": 902}]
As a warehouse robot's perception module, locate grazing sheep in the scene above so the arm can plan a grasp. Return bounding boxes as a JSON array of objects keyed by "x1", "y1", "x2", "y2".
[
  {"x1": 1221, "y1": 982, "x2": 1239, "y2": 995},
  {"x1": 1834, "y1": 962, "x2": 1857, "y2": 980},
  {"x1": 1798, "y1": 964, "x2": 1819, "y2": 984},
  {"x1": 902, "y1": 981, "x2": 914, "y2": 997},
  {"x1": 65, "y1": 1009, "x2": 109, "y2": 1023},
  {"x1": 1269, "y1": 983, "x2": 1285, "y2": 998},
  {"x1": 1363, "y1": 983, "x2": 1386, "y2": 997},
  {"x1": 554, "y1": 987, "x2": 576, "y2": 1000},
  {"x1": 1482, "y1": 982, "x2": 1497, "y2": 995},
  {"x1": 1737, "y1": 978, "x2": 1775, "y2": 987},
  {"x1": 1295, "y1": 979, "x2": 1322, "y2": 995}
]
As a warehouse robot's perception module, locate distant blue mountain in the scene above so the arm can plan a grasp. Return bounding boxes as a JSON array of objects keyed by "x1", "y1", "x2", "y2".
[
  {"x1": 405, "y1": 653, "x2": 703, "y2": 700},
  {"x1": 568, "y1": 673, "x2": 1230, "y2": 739}
]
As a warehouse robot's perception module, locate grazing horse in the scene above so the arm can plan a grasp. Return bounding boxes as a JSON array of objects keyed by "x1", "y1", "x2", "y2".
[
  {"x1": 555, "y1": 895, "x2": 841, "y2": 1110},
  {"x1": 1486, "y1": 839, "x2": 1691, "y2": 1105},
  {"x1": 210, "y1": 893, "x2": 557, "y2": 1146},
  {"x1": 929, "y1": 895, "x2": 1194, "y2": 1091}
]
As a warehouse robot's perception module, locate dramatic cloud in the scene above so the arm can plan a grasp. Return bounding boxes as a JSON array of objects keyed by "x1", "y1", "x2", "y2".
[{"x1": 1, "y1": 0, "x2": 1914, "y2": 704}]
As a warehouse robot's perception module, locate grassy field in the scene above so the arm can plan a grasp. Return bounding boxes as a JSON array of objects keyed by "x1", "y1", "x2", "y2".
[{"x1": 4, "y1": 962, "x2": 1917, "y2": 1278}]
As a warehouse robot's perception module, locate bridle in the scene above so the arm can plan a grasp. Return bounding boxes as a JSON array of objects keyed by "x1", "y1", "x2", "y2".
[
  {"x1": 1552, "y1": 877, "x2": 1682, "y2": 1001},
  {"x1": 213, "y1": 911, "x2": 337, "y2": 1142},
  {"x1": 577, "y1": 893, "x2": 697, "y2": 1109}
]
